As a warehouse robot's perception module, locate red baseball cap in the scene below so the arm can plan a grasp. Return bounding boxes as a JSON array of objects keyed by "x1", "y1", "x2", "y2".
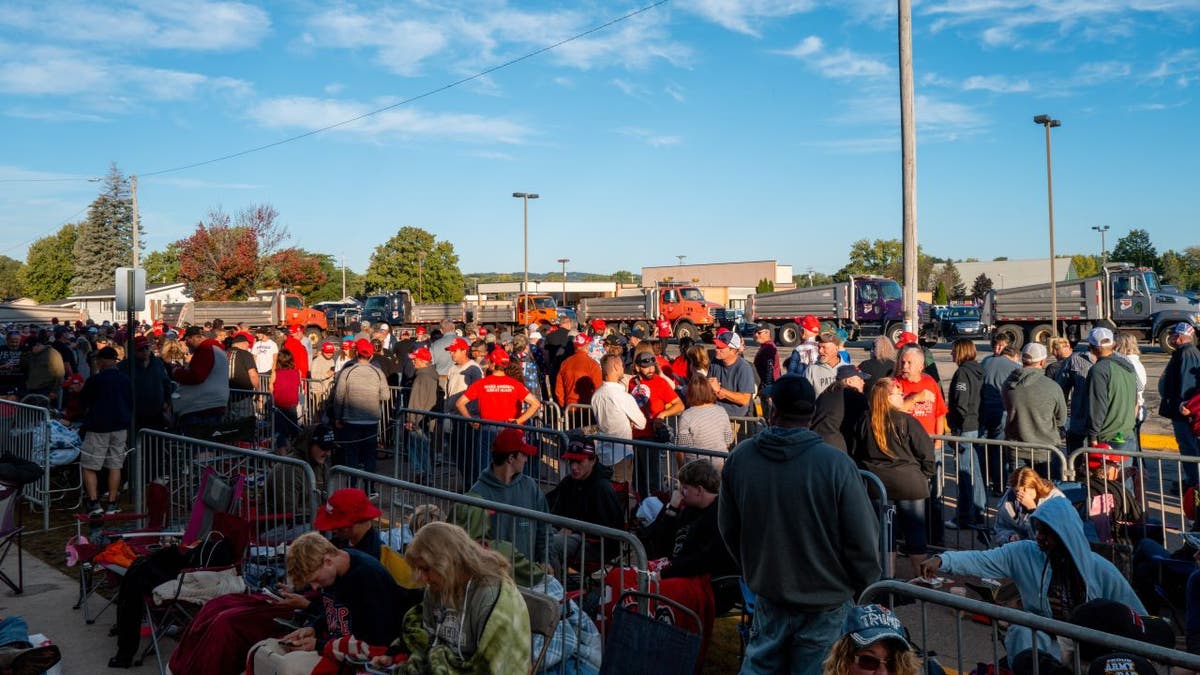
[
  {"x1": 341, "y1": 338, "x2": 353, "y2": 349},
  {"x1": 313, "y1": 488, "x2": 382, "y2": 531},
  {"x1": 487, "y1": 348, "x2": 511, "y2": 367},
  {"x1": 288, "y1": 324, "x2": 302, "y2": 334},
  {"x1": 562, "y1": 438, "x2": 598, "y2": 462},
  {"x1": 409, "y1": 346, "x2": 433, "y2": 361},
  {"x1": 590, "y1": 319, "x2": 607, "y2": 333},
  {"x1": 445, "y1": 337, "x2": 470, "y2": 352},
  {"x1": 354, "y1": 338, "x2": 374, "y2": 357},
  {"x1": 1087, "y1": 448, "x2": 1127, "y2": 469},
  {"x1": 63, "y1": 373, "x2": 84, "y2": 387},
  {"x1": 798, "y1": 315, "x2": 821, "y2": 333},
  {"x1": 415, "y1": 326, "x2": 427, "y2": 335},
  {"x1": 895, "y1": 331, "x2": 918, "y2": 348},
  {"x1": 573, "y1": 333, "x2": 591, "y2": 347},
  {"x1": 320, "y1": 342, "x2": 336, "y2": 355},
  {"x1": 492, "y1": 429, "x2": 537, "y2": 456},
  {"x1": 478, "y1": 327, "x2": 488, "y2": 336}
]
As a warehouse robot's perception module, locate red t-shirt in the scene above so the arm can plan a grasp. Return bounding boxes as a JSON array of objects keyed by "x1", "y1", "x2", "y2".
[
  {"x1": 272, "y1": 368, "x2": 301, "y2": 408},
  {"x1": 464, "y1": 375, "x2": 530, "y2": 422},
  {"x1": 656, "y1": 318, "x2": 672, "y2": 339},
  {"x1": 282, "y1": 337, "x2": 310, "y2": 379},
  {"x1": 897, "y1": 375, "x2": 948, "y2": 437},
  {"x1": 628, "y1": 374, "x2": 680, "y2": 439}
]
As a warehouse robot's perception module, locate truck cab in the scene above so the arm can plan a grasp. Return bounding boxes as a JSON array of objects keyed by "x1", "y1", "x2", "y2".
[
  {"x1": 658, "y1": 285, "x2": 721, "y2": 337},
  {"x1": 515, "y1": 294, "x2": 558, "y2": 327},
  {"x1": 1105, "y1": 265, "x2": 1199, "y2": 351},
  {"x1": 361, "y1": 291, "x2": 412, "y2": 327},
  {"x1": 851, "y1": 277, "x2": 904, "y2": 339}
]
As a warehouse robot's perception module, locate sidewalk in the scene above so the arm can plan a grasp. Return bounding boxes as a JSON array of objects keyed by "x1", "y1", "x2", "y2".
[{"x1": 0, "y1": 551, "x2": 158, "y2": 673}]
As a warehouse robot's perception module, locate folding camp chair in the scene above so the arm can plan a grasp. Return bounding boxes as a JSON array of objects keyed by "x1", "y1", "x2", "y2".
[
  {"x1": 598, "y1": 590, "x2": 702, "y2": 675},
  {"x1": 0, "y1": 479, "x2": 24, "y2": 594},
  {"x1": 521, "y1": 587, "x2": 560, "y2": 674}
]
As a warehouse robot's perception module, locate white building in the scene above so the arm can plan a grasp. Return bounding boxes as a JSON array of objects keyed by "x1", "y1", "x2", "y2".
[{"x1": 65, "y1": 282, "x2": 192, "y2": 324}]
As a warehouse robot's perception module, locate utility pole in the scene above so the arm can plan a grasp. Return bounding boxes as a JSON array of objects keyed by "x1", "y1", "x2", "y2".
[
  {"x1": 1035, "y1": 114, "x2": 1062, "y2": 338},
  {"x1": 557, "y1": 258, "x2": 570, "y2": 306},
  {"x1": 512, "y1": 192, "x2": 539, "y2": 318},
  {"x1": 131, "y1": 175, "x2": 140, "y2": 267},
  {"x1": 341, "y1": 252, "x2": 347, "y2": 299},
  {"x1": 898, "y1": 0, "x2": 919, "y2": 333},
  {"x1": 1092, "y1": 225, "x2": 1110, "y2": 264}
]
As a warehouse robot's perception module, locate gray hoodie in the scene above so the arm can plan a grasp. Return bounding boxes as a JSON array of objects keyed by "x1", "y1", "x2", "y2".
[
  {"x1": 468, "y1": 469, "x2": 550, "y2": 563},
  {"x1": 1004, "y1": 366, "x2": 1067, "y2": 451},
  {"x1": 719, "y1": 426, "x2": 881, "y2": 610}
]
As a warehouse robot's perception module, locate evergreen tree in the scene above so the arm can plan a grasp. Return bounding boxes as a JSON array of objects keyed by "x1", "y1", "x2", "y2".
[
  {"x1": 934, "y1": 281, "x2": 948, "y2": 305},
  {"x1": 971, "y1": 273, "x2": 994, "y2": 301},
  {"x1": 72, "y1": 163, "x2": 136, "y2": 293}
]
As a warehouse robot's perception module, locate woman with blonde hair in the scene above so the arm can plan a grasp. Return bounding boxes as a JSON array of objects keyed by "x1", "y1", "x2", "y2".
[
  {"x1": 994, "y1": 466, "x2": 1065, "y2": 544},
  {"x1": 851, "y1": 377, "x2": 936, "y2": 569},
  {"x1": 374, "y1": 522, "x2": 531, "y2": 673},
  {"x1": 1114, "y1": 331, "x2": 1147, "y2": 451}
]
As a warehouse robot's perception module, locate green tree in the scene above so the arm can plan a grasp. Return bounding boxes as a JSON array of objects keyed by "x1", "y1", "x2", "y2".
[
  {"x1": 1071, "y1": 253, "x2": 1101, "y2": 278},
  {"x1": 365, "y1": 226, "x2": 464, "y2": 302},
  {"x1": 933, "y1": 281, "x2": 948, "y2": 305},
  {"x1": 0, "y1": 255, "x2": 23, "y2": 299},
  {"x1": 971, "y1": 273, "x2": 993, "y2": 301},
  {"x1": 308, "y1": 255, "x2": 366, "y2": 304},
  {"x1": 836, "y1": 238, "x2": 935, "y2": 290},
  {"x1": 1160, "y1": 248, "x2": 1200, "y2": 290},
  {"x1": 20, "y1": 223, "x2": 79, "y2": 301},
  {"x1": 932, "y1": 260, "x2": 964, "y2": 301},
  {"x1": 792, "y1": 272, "x2": 833, "y2": 287},
  {"x1": 143, "y1": 242, "x2": 182, "y2": 284},
  {"x1": 611, "y1": 270, "x2": 638, "y2": 285},
  {"x1": 1110, "y1": 228, "x2": 1158, "y2": 270},
  {"x1": 756, "y1": 278, "x2": 774, "y2": 293},
  {"x1": 72, "y1": 163, "x2": 136, "y2": 294}
]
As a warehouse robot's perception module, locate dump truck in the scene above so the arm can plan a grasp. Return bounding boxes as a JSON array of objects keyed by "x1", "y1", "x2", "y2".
[
  {"x1": 359, "y1": 290, "x2": 467, "y2": 328},
  {"x1": 471, "y1": 294, "x2": 560, "y2": 328},
  {"x1": 578, "y1": 282, "x2": 724, "y2": 340},
  {"x1": 747, "y1": 276, "x2": 905, "y2": 346},
  {"x1": 982, "y1": 263, "x2": 1200, "y2": 352},
  {"x1": 164, "y1": 290, "x2": 328, "y2": 339}
]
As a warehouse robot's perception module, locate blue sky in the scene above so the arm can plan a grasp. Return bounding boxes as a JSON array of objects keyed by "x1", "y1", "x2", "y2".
[{"x1": 1, "y1": 0, "x2": 1197, "y2": 278}]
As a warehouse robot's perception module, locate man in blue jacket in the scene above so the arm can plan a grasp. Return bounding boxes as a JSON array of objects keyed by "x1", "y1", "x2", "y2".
[
  {"x1": 1159, "y1": 322, "x2": 1200, "y2": 489},
  {"x1": 80, "y1": 346, "x2": 132, "y2": 516},
  {"x1": 919, "y1": 496, "x2": 1147, "y2": 665}
]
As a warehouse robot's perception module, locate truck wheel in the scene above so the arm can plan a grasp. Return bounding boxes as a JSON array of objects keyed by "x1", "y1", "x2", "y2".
[
  {"x1": 632, "y1": 321, "x2": 651, "y2": 336},
  {"x1": 1027, "y1": 324, "x2": 1054, "y2": 347},
  {"x1": 673, "y1": 320, "x2": 696, "y2": 342},
  {"x1": 776, "y1": 322, "x2": 800, "y2": 347},
  {"x1": 886, "y1": 323, "x2": 905, "y2": 346},
  {"x1": 305, "y1": 326, "x2": 323, "y2": 344},
  {"x1": 996, "y1": 324, "x2": 1025, "y2": 349}
]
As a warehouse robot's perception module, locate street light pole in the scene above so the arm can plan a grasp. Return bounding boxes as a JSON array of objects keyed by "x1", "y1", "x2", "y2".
[
  {"x1": 1034, "y1": 114, "x2": 1062, "y2": 339},
  {"x1": 417, "y1": 251, "x2": 426, "y2": 303},
  {"x1": 513, "y1": 192, "x2": 539, "y2": 319},
  {"x1": 557, "y1": 258, "x2": 570, "y2": 306},
  {"x1": 1092, "y1": 225, "x2": 1110, "y2": 264}
]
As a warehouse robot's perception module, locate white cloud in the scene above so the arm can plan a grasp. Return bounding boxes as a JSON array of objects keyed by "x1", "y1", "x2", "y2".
[
  {"x1": 1148, "y1": 49, "x2": 1200, "y2": 87},
  {"x1": 611, "y1": 78, "x2": 647, "y2": 97},
  {"x1": 1072, "y1": 61, "x2": 1132, "y2": 86},
  {"x1": 0, "y1": 0, "x2": 270, "y2": 51},
  {"x1": 616, "y1": 127, "x2": 682, "y2": 147},
  {"x1": 775, "y1": 36, "x2": 891, "y2": 79},
  {"x1": 303, "y1": 8, "x2": 447, "y2": 76},
  {"x1": 664, "y1": 83, "x2": 686, "y2": 102},
  {"x1": 962, "y1": 74, "x2": 1031, "y2": 93},
  {"x1": 5, "y1": 107, "x2": 110, "y2": 122},
  {"x1": 324, "y1": 83, "x2": 345, "y2": 95},
  {"x1": 551, "y1": 17, "x2": 692, "y2": 70},
  {"x1": 553, "y1": 77, "x2": 574, "y2": 88},
  {"x1": 680, "y1": 0, "x2": 816, "y2": 38},
  {"x1": 247, "y1": 96, "x2": 531, "y2": 145}
]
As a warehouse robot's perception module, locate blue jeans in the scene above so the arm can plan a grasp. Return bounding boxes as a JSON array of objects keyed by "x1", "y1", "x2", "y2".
[
  {"x1": 742, "y1": 596, "x2": 850, "y2": 675},
  {"x1": 894, "y1": 499, "x2": 927, "y2": 555},
  {"x1": 953, "y1": 430, "x2": 987, "y2": 525},
  {"x1": 407, "y1": 428, "x2": 431, "y2": 478},
  {"x1": 337, "y1": 423, "x2": 377, "y2": 476},
  {"x1": 981, "y1": 409, "x2": 1007, "y2": 492},
  {"x1": 0, "y1": 616, "x2": 29, "y2": 648},
  {"x1": 1173, "y1": 419, "x2": 1200, "y2": 487}
]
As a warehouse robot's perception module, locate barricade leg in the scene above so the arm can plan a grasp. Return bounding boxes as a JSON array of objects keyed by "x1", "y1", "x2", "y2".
[{"x1": 1173, "y1": 419, "x2": 1200, "y2": 488}]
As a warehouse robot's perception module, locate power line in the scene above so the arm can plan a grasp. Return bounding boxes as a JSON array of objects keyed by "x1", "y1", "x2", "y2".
[
  {"x1": 0, "y1": 203, "x2": 89, "y2": 255},
  {"x1": 0, "y1": 0, "x2": 669, "y2": 184}
]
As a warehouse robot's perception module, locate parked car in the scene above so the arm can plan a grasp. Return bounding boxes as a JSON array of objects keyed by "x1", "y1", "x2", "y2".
[{"x1": 922, "y1": 305, "x2": 985, "y2": 344}]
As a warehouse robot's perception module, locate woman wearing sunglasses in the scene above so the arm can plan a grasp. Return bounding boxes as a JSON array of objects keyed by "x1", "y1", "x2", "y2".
[{"x1": 823, "y1": 604, "x2": 922, "y2": 675}]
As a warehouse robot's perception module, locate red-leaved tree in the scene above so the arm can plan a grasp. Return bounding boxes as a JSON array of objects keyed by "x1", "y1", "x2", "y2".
[
  {"x1": 177, "y1": 205, "x2": 289, "y2": 300},
  {"x1": 263, "y1": 248, "x2": 328, "y2": 297}
]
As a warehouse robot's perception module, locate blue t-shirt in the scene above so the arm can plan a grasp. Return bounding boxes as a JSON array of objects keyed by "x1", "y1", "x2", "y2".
[{"x1": 709, "y1": 357, "x2": 756, "y2": 417}]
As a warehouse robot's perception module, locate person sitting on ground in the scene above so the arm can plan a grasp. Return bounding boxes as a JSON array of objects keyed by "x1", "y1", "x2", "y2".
[
  {"x1": 372, "y1": 522, "x2": 531, "y2": 673},
  {"x1": 546, "y1": 437, "x2": 625, "y2": 565},
  {"x1": 919, "y1": 496, "x2": 1148, "y2": 666},
  {"x1": 466, "y1": 428, "x2": 550, "y2": 566},
  {"x1": 994, "y1": 467, "x2": 1066, "y2": 545},
  {"x1": 250, "y1": 531, "x2": 414, "y2": 675},
  {"x1": 822, "y1": 604, "x2": 922, "y2": 675},
  {"x1": 0, "y1": 615, "x2": 61, "y2": 674}
]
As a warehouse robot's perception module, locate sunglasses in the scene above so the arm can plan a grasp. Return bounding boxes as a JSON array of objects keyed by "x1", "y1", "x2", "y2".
[{"x1": 852, "y1": 654, "x2": 896, "y2": 672}]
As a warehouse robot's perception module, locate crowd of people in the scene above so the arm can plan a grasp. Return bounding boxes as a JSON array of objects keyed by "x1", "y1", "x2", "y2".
[{"x1": 3, "y1": 309, "x2": 1200, "y2": 674}]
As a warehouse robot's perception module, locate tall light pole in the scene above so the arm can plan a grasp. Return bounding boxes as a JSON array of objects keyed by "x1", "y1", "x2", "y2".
[
  {"x1": 513, "y1": 192, "x2": 539, "y2": 318},
  {"x1": 899, "y1": 0, "x2": 919, "y2": 333},
  {"x1": 130, "y1": 175, "x2": 140, "y2": 267},
  {"x1": 1034, "y1": 114, "x2": 1062, "y2": 339},
  {"x1": 1092, "y1": 225, "x2": 1110, "y2": 264},
  {"x1": 557, "y1": 257, "x2": 570, "y2": 306},
  {"x1": 417, "y1": 251, "x2": 426, "y2": 303},
  {"x1": 676, "y1": 255, "x2": 686, "y2": 267}
]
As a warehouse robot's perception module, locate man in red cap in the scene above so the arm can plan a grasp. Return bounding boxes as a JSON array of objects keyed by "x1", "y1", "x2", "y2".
[
  {"x1": 310, "y1": 340, "x2": 337, "y2": 392},
  {"x1": 555, "y1": 332, "x2": 602, "y2": 407},
  {"x1": 587, "y1": 319, "x2": 608, "y2": 363},
  {"x1": 313, "y1": 487, "x2": 384, "y2": 557},
  {"x1": 334, "y1": 337, "x2": 355, "y2": 373},
  {"x1": 330, "y1": 339, "x2": 390, "y2": 476},
  {"x1": 282, "y1": 325, "x2": 310, "y2": 380},
  {"x1": 454, "y1": 347, "x2": 541, "y2": 483},
  {"x1": 467, "y1": 428, "x2": 550, "y2": 564},
  {"x1": 404, "y1": 346, "x2": 438, "y2": 482},
  {"x1": 443, "y1": 336, "x2": 484, "y2": 481},
  {"x1": 784, "y1": 315, "x2": 822, "y2": 376}
]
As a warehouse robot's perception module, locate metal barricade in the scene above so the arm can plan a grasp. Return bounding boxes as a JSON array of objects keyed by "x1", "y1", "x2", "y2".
[
  {"x1": 729, "y1": 415, "x2": 766, "y2": 444},
  {"x1": 933, "y1": 434, "x2": 1071, "y2": 551},
  {"x1": 860, "y1": 579, "x2": 1200, "y2": 674},
  {"x1": 134, "y1": 429, "x2": 320, "y2": 551},
  {"x1": 257, "y1": 372, "x2": 272, "y2": 392},
  {"x1": 391, "y1": 408, "x2": 570, "y2": 494},
  {"x1": 562, "y1": 403, "x2": 595, "y2": 432},
  {"x1": 378, "y1": 385, "x2": 409, "y2": 452},
  {"x1": 1068, "y1": 446, "x2": 1200, "y2": 553},
  {"x1": 859, "y1": 470, "x2": 896, "y2": 579},
  {"x1": 0, "y1": 399, "x2": 56, "y2": 531},
  {"x1": 540, "y1": 399, "x2": 564, "y2": 433},
  {"x1": 225, "y1": 388, "x2": 275, "y2": 449},
  {"x1": 330, "y1": 466, "x2": 650, "y2": 660},
  {"x1": 580, "y1": 434, "x2": 729, "y2": 507},
  {"x1": 301, "y1": 377, "x2": 333, "y2": 425}
]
